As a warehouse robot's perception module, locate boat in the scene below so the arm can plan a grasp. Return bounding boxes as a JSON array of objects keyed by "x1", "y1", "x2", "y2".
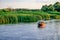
[{"x1": 38, "y1": 21, "x2": 46, "y2": 28}]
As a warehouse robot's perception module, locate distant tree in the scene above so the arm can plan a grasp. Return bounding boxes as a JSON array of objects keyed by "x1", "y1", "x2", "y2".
[
  {"x1": 41, "y1": 5, "x2": 49, "y2": 11},
  {"x1": 41, "y1": 4, "x2": 55, "y2": 11},
  {"x1": 41, "y1": 2, "x2": 60, "y2": 12},
  {"x1": 54, "y1": 2, "x2": 60, "y2": 12},
  {"x1": 48, "y1": 4, "x2": 55, "y2": 11},
  {"x1": 2, "y1": 8, "x2": 12, "y2": 12}
]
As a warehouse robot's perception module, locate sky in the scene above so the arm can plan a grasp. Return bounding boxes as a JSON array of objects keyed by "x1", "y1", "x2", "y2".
[{"x1": 0, "y1": 0, "x2": 60, "y2": 9}]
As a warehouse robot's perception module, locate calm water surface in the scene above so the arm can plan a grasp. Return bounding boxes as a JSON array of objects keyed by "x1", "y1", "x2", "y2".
[{"x1": 0, "y1": 20, "x2": 60, "y2": 40}]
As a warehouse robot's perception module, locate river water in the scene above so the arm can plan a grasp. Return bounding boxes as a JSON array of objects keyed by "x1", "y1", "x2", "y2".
[{"x1": 0, "y1": 20, "x2": 60, "y2": 40}]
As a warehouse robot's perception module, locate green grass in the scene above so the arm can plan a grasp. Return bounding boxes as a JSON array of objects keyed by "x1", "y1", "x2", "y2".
[{"x1": 0, "y1": 10, "x2": 60, "y2": 24}]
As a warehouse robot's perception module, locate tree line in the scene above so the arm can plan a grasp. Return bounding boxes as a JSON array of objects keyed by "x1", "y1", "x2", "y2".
[{"x1": 41, "y1": 2, "x2": 60, "y2": 12}]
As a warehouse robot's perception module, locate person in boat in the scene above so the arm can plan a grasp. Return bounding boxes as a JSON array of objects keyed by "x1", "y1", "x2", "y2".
[{"x1": 38, "y1": 21, "x2": 46, "y2": 28}]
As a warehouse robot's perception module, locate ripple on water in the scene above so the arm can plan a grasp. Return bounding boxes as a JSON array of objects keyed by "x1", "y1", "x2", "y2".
[{"x1": 0, "y1": 22, "x2": 60, "y2": 40}]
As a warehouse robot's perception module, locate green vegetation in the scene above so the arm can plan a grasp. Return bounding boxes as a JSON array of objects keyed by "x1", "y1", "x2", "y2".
[
  {"x1": 41, "y1": 2, "x2": 60, "y2": 12},
  {"x1": 0, "y1": 2, "x2": 60, "y2": 24}
]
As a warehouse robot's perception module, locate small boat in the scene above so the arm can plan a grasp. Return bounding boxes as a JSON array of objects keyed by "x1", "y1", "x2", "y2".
[{"x1": 38, "y1": 21, "x2": 46, "y2": 28}]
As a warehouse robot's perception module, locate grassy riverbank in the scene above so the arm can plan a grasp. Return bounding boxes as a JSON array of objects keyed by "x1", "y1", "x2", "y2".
[{"x1": 0, "y1": 9, "x2": 60, "y2": 24}]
